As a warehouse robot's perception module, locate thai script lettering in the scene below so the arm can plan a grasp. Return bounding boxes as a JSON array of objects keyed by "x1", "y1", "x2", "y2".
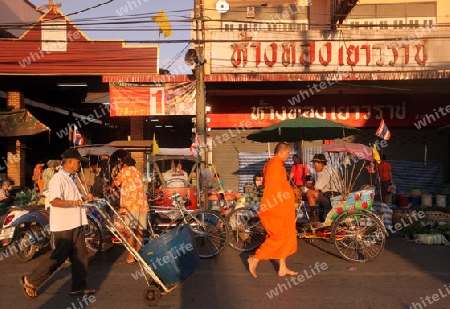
[
  {"x1": 250, "y1": 102, "x2": 406, "y2": 122},
  {"x1": 231, "y1": 33, "x2": 428, "y2": 69}
]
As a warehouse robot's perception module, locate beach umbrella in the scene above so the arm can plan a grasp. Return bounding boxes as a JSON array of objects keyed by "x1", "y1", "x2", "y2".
[{"x1": 246, "y1": 118, "x2": 360, "y2": 143}]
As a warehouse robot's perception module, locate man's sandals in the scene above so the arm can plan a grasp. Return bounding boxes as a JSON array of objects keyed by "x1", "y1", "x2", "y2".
[
  {"x1": 70, "y1": 289, "x2": 96, "y2": 296},
  {"x1": 20, "y1": 276, "x2": 37, "y2": 299},
  {"x1": 21, "y1": 276, "x2": 96, "y2": 298}
]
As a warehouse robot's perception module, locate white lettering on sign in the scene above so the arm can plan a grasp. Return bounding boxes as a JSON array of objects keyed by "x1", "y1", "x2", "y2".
[{"x1": 250, "y1": 102, "x2": 406, "y2": 122}]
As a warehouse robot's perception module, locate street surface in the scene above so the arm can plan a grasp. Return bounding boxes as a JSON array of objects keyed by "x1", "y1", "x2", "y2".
[{"x1": 1, "y1": 233, "x2": 450, "y2": 309}]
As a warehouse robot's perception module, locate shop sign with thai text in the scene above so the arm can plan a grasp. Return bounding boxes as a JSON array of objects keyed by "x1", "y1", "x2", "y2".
[
  {"x1": 208, "y1": 94, "x2": 449, "y2": 128},
  {"x1": 210, "y1": 28, "x2": 447, "y2": 73}
]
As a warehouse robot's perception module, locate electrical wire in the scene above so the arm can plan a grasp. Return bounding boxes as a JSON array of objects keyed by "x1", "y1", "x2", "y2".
[{"x1": 163, "y1": 44, "x2": 191, "y2": 70}]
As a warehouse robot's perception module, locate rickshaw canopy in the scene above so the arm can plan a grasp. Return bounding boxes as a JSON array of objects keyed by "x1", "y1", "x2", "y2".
[
  {"x1": 77, "y1": 146, "x2": 121, "y2": 157},
  {"x1": 151, "y1": 148, "x2": 200, "y2": 161},
  {"x1": 322, "y1": 143, "x2": 374, "y2": 162}
]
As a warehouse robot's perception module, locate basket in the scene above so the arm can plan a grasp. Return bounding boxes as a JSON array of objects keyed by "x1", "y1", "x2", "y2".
[
  {"x1": 139, "y1": 225, "x2": 200, "y2": 285},
  {"x1": 392, "y1": 209, "x2": 416, "y2": 225},
  {"x1": 393, "y1": 209, "x2": 450, "y2": 225},
  {"x1": 423, "y1": 211, "x2": 450, "y2": 223}
]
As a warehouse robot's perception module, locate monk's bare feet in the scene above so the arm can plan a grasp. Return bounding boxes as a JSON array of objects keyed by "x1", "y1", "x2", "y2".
[
  {"x1": 278, "y1": 269, "x2": 298, "y2": 277},
  {"x1": 247, "y1": 256, "x2": 258, "y2": 278},
  {"x1": 21, "y1": 276, "x2": 37, "y2": 298}
]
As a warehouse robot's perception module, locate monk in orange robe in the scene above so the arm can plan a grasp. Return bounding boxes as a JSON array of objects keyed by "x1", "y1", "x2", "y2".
[{"x1": 248, "y1": 142, "x2": 298, "y2": 278}]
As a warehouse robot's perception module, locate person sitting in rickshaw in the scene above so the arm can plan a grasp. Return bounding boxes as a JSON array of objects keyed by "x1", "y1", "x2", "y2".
[
  {"x1": 163, "y1": 161, "x2": 189, "y2": 188},
  {"x1": 305, "y1": 154, "x2": 341, "y2": 223}
]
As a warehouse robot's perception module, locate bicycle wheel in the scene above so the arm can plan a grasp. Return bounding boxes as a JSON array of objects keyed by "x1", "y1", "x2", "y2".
[
  {"x1": 331, "y1": 211, "x2": 385, "y2": 263},
  {"x1": 226, "y1": 207, "x2": 266, "y2": 252},
  {"x1": 84, "y1": 214, "x2": 103, "y2": 259},
  {"x1": 186, "y1": 210, "x2": 229, "y2": 258}
]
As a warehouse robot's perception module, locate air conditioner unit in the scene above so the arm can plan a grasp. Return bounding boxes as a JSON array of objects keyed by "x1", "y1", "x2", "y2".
[{"x1": 247, "y1": 7, "x2": 255, "y2": 18}]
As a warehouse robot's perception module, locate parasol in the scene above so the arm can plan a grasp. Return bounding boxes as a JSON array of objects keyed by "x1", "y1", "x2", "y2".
[{"x1": 246, "y1": 118, "x2": 360, "y2": 143}]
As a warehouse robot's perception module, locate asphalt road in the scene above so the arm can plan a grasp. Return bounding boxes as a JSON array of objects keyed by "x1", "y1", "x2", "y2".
[{"x1": 1, "y1": 232, "x2": 450, "y2": 309}]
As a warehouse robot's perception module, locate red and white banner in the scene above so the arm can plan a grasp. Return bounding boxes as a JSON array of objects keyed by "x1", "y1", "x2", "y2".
[{"x1": 109, "y1": 82, "x2": 196, "y2": 116}]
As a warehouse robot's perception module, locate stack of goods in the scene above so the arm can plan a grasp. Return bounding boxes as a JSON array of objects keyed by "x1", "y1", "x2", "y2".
[{"x1": 243, "y1": 191, "x2": 261, "y2": 209}]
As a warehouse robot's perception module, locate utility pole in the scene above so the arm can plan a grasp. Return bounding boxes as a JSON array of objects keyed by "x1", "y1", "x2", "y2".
[{"x1": 194, "y1": 0, "x2": 208, "y2": 209}]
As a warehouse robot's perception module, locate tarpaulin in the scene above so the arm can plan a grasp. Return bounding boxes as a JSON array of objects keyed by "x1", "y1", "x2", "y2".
[{"x1": 0, "y1": 109, "x2": 50, "y2": 137}]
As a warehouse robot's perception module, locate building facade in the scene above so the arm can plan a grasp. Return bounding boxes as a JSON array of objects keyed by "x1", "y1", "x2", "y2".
[{"x1": 199, "y1": 0, "x2": 450, "y2": 193}]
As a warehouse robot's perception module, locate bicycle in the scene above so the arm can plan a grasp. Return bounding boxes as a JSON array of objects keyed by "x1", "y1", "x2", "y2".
[
  {"x1": 147, "y1": 192, "x2": 229, "y2": 258},
  {"x1": 225, "y1": 200, "x2": 306, "y2": 252},
  {"x1": 225, "y1": 205, "x2": 266, "y2": 252}
]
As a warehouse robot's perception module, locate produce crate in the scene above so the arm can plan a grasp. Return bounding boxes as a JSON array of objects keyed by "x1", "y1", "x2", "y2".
[{"x1": 392, "y1": 208, "x2": 450, "y2": 225}]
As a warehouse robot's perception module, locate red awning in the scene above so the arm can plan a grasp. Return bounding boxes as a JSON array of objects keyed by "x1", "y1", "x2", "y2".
[{"x1": 103, "y1": 70, "x2": 450, "y2": 83}]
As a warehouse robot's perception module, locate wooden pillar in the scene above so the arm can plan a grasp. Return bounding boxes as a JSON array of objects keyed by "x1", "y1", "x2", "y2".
[
  {"x1": 6, "y1": 91, "x2": 26, "y2": 187},
  {"x1": 130, "y1": 116, "x2": 145, "y2": 174}
]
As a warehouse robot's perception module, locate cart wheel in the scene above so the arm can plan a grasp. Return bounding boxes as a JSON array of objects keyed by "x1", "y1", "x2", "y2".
[
  {"x1": 186, "y1": 210, "x2": 229, "y2": 258},
  {"x1": 331, "y1": 211, "x2": 385, "y2": 263},
  {"x1": 142, "y1": 285, "x2": 161, "y2": 305},
  {"x1": 226, "y1": 207, "x2": 266, "y2": 252},
  {"x1": 307, "y1": 238, "x2": 315, "y2": 244},
  {"x1": 84, "y1": 214, "x2": 103, "y2": 259}
]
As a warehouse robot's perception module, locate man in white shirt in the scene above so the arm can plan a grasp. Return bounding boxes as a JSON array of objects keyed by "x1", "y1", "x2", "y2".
[
  {"x1": 306, "y1": 154, "x2": 341, "y2": 223},
  {"x1": 21, "y1": 148, "x2": 96, "y2": 298}
]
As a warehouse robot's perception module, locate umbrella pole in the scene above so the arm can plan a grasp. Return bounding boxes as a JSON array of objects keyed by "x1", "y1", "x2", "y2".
[{"x1": 267, "y1": 142, "x2": 271, "y2": 159}]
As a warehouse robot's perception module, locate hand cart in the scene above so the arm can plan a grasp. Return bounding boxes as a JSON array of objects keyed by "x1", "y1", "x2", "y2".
[{"x1": 85, "y1": 201, "x2": 200, "y2": 305}]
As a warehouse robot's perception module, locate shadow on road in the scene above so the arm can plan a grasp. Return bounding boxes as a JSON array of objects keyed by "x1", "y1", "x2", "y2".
[{"x1": 34, "y1": 243, "x2": 123, "y2": 309}]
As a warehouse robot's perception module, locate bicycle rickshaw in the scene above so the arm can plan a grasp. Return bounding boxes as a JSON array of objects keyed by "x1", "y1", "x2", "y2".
[
  {"x1": 227, "y1": 143, "x2": 386, "y2": 263},
  {"x1": 147, "y1": 148, "x2": 229, "y2": 258},
  {"x1": 78, "y1": 145, "x2": 229, "y2": 259}
]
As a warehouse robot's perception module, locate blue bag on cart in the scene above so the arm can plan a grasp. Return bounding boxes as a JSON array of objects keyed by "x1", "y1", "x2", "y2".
[{"x1": 139, "y1": 225, "x2": 200, "y2": 285}]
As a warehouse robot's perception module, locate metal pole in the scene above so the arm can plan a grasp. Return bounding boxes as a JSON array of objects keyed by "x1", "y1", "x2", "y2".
[{"x1": 194, "y1": 0, "x2": 208, "y2": 209}]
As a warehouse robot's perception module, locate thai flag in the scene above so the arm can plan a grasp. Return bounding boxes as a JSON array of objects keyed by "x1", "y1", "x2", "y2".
[
  {"x1": 190, "y1": 134, "x2": 201, "y2": 157},
  {"x1": 375, "y1": 119, "x2": 391, "y2": 140},
  {"x1": 72, "y1": 125, "x2": 84, "y2": 146}
]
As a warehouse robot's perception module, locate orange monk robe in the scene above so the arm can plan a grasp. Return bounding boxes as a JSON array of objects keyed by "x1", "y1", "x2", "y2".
[{"x1": 254, "y1": 155, "x2": 297, "y2": 260}]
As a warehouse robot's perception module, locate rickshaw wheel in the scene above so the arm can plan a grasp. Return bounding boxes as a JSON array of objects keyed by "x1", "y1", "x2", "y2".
[
  {"x1": 185, "y1": 210, "x2": 229, "y2": 258},
  {"x1": 331, "y1": 211, "x2": 385, "y2": 263},
  {"x1": 142, "y1": 285, "x2": 161, "y2": 305},
  {"x1": 226, "y1": 207, "x2": 266, "y2": 252}
]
